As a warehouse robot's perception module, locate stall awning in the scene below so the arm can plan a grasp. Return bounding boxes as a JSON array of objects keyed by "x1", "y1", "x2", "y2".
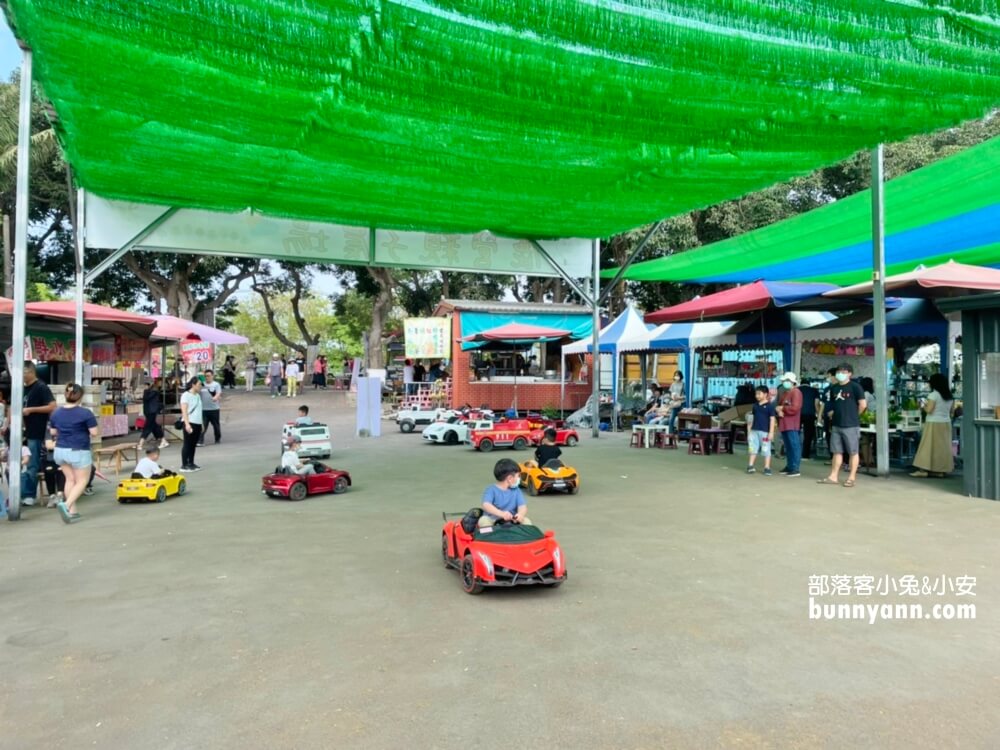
[
  {"x1": 645, "y1": 281, "x2": 839, "y2": 324},
  {"x1": 563, "y1": 307, "x2": 651, "y2": 355},
  {"x1": 459, "y1": 312, "x2": 591, "y2": 351},
  {"x1": 151, "y1": 315, "x2": 249, "y2": 345},
  {"x1": 798, "y1": 299, "x2": 952, "y2": 343},
  {"x1": 22, "y1": 301, "x2": 155, "y2": 339},
  {"x1": 5, "y1": 1, "x2": 999, "y2": 239},
  {"x1": 610, "y1": 137, "x2": 1000, "y2": 284}
]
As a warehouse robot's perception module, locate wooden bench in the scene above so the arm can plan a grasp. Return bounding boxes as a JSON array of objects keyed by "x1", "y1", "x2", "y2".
[{"x1": 93, "y1": 444, "x2": 139, "y2": 477}]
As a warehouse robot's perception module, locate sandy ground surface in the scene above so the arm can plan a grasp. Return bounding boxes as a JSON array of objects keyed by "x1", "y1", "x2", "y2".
[{"x1": 2, "y1": 388, "x2": 998, "y2": 749}]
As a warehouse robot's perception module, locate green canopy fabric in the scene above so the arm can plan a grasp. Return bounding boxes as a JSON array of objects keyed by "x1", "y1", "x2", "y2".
[
  {"x1": 609, "y1": 136, "x2": 1000, "y2": 285},
  {"x1": 5, "y1": 1, "x2": 1000, "y2": 239}
]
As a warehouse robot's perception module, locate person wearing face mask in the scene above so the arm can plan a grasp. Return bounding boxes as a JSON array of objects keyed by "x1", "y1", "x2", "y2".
[
  {"x1": 775, "y1": 372, "x2": 802, "y2": 477},
  {"x1": 819, "y1": 363, "x2": 867, "y2": 488},
  {"x1": 667, "y1": 372, "x2": 686, "y2": 433},
  {"x1": 48, "y1": 383, "x2": 98, "y2": 524}
]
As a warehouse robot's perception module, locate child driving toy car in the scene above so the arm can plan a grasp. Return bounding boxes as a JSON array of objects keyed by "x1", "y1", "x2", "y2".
[
  {"x1": 282, "y1": 438, "x2": 315, "y2": 476},
  {"x1": 523, "y1": 427, "x2": 562, "y2": 469},
  {"x1": 480, "y1": 458, "x2": 532, "y2": 527},
  {"x1": 294, "y1": 405, "x2": 314, "y2": 426},
  {"x1": 133, "y1": 446, "x2": 174, "y2": 479}
]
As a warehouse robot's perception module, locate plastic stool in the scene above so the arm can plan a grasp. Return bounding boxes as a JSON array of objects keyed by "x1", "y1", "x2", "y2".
[
  {"x1": 688, "y1": 436, "x2": 707, "y2": 455},
  {"x1": 655, "y1": 432, "x2": 678, "y2": 450},
  {"x1": 629, "y1": 429, "x2": 644, "y2": 448},
  {"x1": 717, "y1": 435, "x2": 731, "y2": 454}
]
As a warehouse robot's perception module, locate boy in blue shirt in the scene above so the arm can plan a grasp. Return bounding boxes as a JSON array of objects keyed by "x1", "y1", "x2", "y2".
[
  {"x1": 480, "y1": 458, "x2": 532, "y2": 527},
  {"x1": 746, "y1": 385, "x2": 777, "y2": 476},
  {"x1": 294, "y1": 405, "x2": 314, "y2": 425}
]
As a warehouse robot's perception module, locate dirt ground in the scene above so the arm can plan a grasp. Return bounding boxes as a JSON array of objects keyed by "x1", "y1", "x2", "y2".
[{"x1": 2, "y1": 389, "x2": 998, "y2": 749}]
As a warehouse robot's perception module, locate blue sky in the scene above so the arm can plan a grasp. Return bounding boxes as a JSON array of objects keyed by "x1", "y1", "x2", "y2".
[{"x1": 0, "y1": 18, "x2": 19, "y2": 78}]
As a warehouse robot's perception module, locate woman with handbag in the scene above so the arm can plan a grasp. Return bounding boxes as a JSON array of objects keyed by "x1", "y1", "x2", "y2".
[{"x1": 179, "y1": 377, "x2": 204, "y2": 472}]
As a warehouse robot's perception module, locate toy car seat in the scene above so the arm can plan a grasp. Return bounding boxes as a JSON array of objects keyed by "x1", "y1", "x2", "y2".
[
  {"x1": 460, "y1": 507, "x2": 483, "y2": 533},
  {"x1": 542, "y1": 459, "x2": 564, "y2": 470}
]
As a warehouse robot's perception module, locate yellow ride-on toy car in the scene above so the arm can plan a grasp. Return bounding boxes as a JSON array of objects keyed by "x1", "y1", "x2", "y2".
[
  {"x1": 117, "y1": 471, "x2": 187, "y2": 503},
  {"x1": 519, "y1": 459, "x2": 580, "y2": 496}
]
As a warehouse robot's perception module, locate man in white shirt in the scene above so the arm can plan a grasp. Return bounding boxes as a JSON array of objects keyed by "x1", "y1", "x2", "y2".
[
  {"x1": 281, "y1": 438, "x2": 314, "y2": 475},
  {"x1": 403, "y1": 358, "x2": 415, "y2": 395}
]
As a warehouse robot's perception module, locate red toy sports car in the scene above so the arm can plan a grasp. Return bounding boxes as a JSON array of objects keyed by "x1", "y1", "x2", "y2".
[
  {"x1": 529, "y1": 427, "x2": 579, "y2": 447},
  {"x1": 441, "y1": 510, "x2": 567, "y2": 594},
  {"x1": 261, "y1": 463, "x2": 352, "y2": 500}
]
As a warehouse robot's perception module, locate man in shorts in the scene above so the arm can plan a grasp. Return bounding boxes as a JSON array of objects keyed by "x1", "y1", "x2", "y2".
[{"x1": 820, "y1": 363, "x2": 867, "y2": 488}]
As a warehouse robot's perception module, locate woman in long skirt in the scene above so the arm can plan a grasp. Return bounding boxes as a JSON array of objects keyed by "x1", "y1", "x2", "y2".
[{"x1": 910, "y1": 373, "x2": 955, "y2": 478}]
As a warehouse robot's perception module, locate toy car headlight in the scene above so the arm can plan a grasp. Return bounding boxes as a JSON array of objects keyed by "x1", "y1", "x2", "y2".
[{"x1": 477, "y1": 552, "x2": 494, "y2": 577}]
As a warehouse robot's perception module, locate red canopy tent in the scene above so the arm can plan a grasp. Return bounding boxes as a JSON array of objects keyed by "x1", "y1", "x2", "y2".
[
  {"x1": 461, "y1": 322, "x2": 572, "y2": 343},
  {"x1": 23, "y1": 301, "x2": 156, "y2": 339},
  {"x1": 825, "y1": 261, "x2": 1000, "y2": 299},
  {"x1": 644, "y1": 281, "x2": 840, "y2": 324}
]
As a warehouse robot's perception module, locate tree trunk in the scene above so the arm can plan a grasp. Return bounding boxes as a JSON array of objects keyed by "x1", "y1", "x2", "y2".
[{"x1": 366, "y1": 267, "x2": 395, "y2": 370}]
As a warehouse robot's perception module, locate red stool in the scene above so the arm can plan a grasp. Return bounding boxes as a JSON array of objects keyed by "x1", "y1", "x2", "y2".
[
  {"x1": 688, "y1": 436, "x2": 707, "y2": 455},
  {"x1": 716, "y1": 435, "x2": 731, "y2": 454},
  {"x1": 656, "y1": 432, "x2": 678, "y2": 450},
  {"x1": 629, "y1": 429, "x2": 644, "y2": 448}
]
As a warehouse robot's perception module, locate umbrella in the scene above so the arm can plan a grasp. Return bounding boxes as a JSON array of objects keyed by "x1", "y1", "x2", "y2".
[
  {"x1": 23, "y1": 301, "x2": 156, "y2": 339},
  {"x1": 151, "y1": 315, "x2": 249, "y2": 344},
  {"x1": 825, "y1": 260, "x2": 1000, "y2": 299},
  {"x1": 644, "y1": 281, "x2": 839, "y2": 324},
  {"x1": 461, "y1": 323, "x2": 572, "y2": 412}
]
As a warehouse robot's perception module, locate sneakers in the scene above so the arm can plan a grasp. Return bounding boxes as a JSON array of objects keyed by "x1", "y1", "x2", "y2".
[
  {"x1": 786, "y1": 471, "x2": 801, "y2": 477},
  {"x1": 778, "y1": 468, "x2": 790, "y2": 475},
  {"x1": 745, "y1": 466, "x2": 756, "y2": 474},
  {"x1": 180, "y1": 464, "x2": 202, "y2": 473},
  {"x1": 197, "y1": 442, "x2": 205, "y2": 447},
  {"x1": 158, "y1": 439, "x2": 170, "y2": 449},
  {"x1": 84, "y1": 486, "x2": 94, "y2": 496},
  {"x1": 21, "y1": 497, "x2": 36, "y2": 506},
  {"x1": 763, "y1": 468, "x2": 773, "y2": 476},
  {"x1": 47, "y1": 492, "x2": 63, "y2": 508}
]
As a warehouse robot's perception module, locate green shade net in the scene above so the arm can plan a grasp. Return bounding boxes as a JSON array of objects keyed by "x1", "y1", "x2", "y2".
[
  {"x1": 5, "y1": 1, "x2": 1000, "y2": 239},
  {"x1": 609, "y1": 135, "x2": 1000, "y2": 285}
]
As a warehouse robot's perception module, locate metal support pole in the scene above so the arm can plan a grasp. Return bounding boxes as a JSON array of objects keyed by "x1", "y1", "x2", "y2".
[
  {"x1": 83, "y1": 206, "x2": 179, "y2": 286},
  {"x1": 7, "y1": 48, "x2": 33, "y2": 521},
  {"x1": 871, "y1": 145, "x2": 890, "y2": 478},
  {"x1": 75, "y1": 187, "x2": 86, "y2": 384},
  {"x1": 597, "y1": 220, "x2": 664, "y2": 307},
  {"x1": 529, "y1": 240, "x2": 591, "y2": 305},
  {"x1": 590, "y1": 238, "x2": 601, "y2": 438}
]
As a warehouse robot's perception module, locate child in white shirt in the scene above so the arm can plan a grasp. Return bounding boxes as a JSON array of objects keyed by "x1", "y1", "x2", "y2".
[
  {"x1": 134, "y1": 446, "x2": 167, "y2": 479},
  {"x1": 281, "y1": 438, "x2": 314, "y2": 476},
  {"x1": 294, "y1": 405, "x2": 314, "y2": 426}
]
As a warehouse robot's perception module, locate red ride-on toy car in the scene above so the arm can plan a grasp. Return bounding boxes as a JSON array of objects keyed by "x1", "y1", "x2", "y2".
[
  {"x1": 528, "y1": 427, "x2": 579, "y2": 447},
  {"x1": 261, "y1": 462, "x2": 352, "y2": 500},
  {"x1": 441, "y1": 509, "x2": 567, "y2": 594}
]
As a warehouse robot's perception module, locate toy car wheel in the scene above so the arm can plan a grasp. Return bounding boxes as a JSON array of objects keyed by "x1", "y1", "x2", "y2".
[
  {"x1": 527, "y1": 480, "x2": 538, "y2": 496},
  {"x1": 176, "y1": 479, "x2": 187, "y2": 496},
  {"x1": 565, "y1": 435, "x2": 578, "y2": 447},
  {"x1": 512, "y1": 436, "x2": 529, "y2": 450},
  {"x1": 478, "y1": 438, "x2": 494, "y2": 452},
  {"x1": 288, "y1": 482, "x2": 308, "y2": 501},
  {"x1": 155, "y1": 487, "x2": 167, "y2": 503},
  {"x1": 117, "y1": 497, "x2": 127, "y2": 504},
  {"x1": 441, "y1": 534, "x2": 450, "y2": 567},
  {"x1": 444, "y1": 430, "x2": 458, "y2": 445},
  {"x1": 461, "y1": 554, "x2": 483, "y2": 595},
  {"x1": 333, "y1": 477, "x2": 349, "y2": 494},
  {"x1": 399, "y1": 420, "x2": 415, "y2": 433},
  {"x1": 569, "y1": 483, "x2": 579, "y2": 495}
]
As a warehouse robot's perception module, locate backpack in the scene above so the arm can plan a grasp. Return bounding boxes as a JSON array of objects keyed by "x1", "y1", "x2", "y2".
[{"x1": 460, "y1": 507, "x2": 483, "y2": 534}]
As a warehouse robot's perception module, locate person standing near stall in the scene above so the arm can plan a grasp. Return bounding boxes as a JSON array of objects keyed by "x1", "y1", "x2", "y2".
[
  {"x1": 221, "y1": 355, "x2": 237, "y2": 389},
  {"x1": 21, "y1": 362, "x2": 57, "y2": 506},
  {"x1": 140, "y1": 379, "x2": 169, "y2": 449},
  {"x1": 267, "y1": 354, "x2": 284, "y2": 399},
  {"x1": 180, "y1": 377, "x2": 204, "y2": 472},
  {"x1": 285, "y1": 357, "x2": 301, "y2": 398},
  {"x1": 797, "y1": 379, "x2": 820, "y2": 460},
  {"x1": 199, "y1": 370, "x2": 223, "y2": 446},
  {"x1": 819, "y1": 363, "x2": 867, "y2": 488},
  {"x1": 775, "y1": 372, "x2": 803, "y2": 477},
  {"x1": 910, "y1": 373, "x2": 955, "y2": 478}
]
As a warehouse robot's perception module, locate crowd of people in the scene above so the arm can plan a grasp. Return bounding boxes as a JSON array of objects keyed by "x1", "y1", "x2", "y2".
[{"x1": 242, "y1": 351, "x2": 334, "y2": 396}]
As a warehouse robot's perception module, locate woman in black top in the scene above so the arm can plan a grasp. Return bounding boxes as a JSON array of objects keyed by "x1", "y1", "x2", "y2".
[{"x1": 140, "y1": 380, "x2": 168, "y2": 448}]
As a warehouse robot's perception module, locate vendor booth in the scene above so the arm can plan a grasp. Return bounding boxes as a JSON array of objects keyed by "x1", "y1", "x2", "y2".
[{"x1": 432, "y1": 300, "x2": 593, "y2": 412}]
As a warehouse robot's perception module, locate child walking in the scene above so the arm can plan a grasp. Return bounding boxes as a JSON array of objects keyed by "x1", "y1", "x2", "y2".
[{"x1": 747, "y1": 385, "x2": 777, "y2": 476}]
